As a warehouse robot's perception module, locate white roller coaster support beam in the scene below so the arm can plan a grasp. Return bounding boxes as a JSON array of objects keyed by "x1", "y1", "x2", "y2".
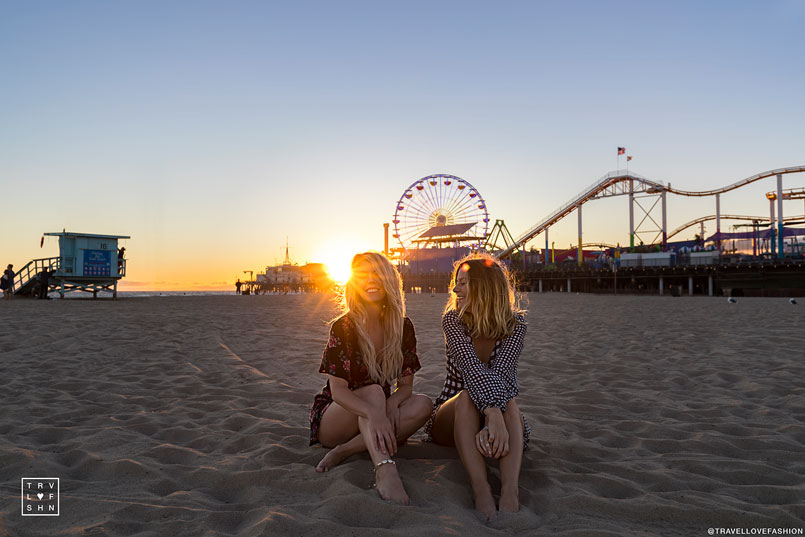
[
  {"x1": 716, "y1": 194, "x2": 721, "y2": 251},
  {"x1": 662, "y1": 190, "x2": 667, "y2": 251},
  {"x1": 577, "y1": 205, "x2": 583, "y2": 266},
  {"x1": 777, "y1": 174, "x2": 784, "y2": 258},
  {"x1": 770, "y1": 200, "x2": 776, "y2": 256},
  {"x1": 629, "y1": 179, "x2": 635, "y2": 250}
]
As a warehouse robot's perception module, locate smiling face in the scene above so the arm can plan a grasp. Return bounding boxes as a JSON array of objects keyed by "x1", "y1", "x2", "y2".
[
  {"x1": 351, "y1": 258, "x2": 387, "y2": 305},
  {"x1": 453, "y1": 263, "x2": 470, "y2": 309}
]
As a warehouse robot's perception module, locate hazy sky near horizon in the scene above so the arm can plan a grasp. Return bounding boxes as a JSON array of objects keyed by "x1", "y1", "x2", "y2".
[{"x1": 2, "y1": 1, "x2": 804, "y2": 289}]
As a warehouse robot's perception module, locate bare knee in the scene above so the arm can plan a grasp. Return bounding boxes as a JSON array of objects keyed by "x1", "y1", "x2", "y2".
[
  {"x1": 455, "y1": 389, "x2": 472, "y2": 408},
  {"x1": 454, "y1": 390, "x2": 480, "y2": 419},
  {"x1": 410, "y1": 394, "x2": 433, "y2": 420}
]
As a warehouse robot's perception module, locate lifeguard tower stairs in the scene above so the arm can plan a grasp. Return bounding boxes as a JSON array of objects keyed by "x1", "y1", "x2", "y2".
[{"x1": 14, "y1": 231, "x2": 130, "y2": 298}]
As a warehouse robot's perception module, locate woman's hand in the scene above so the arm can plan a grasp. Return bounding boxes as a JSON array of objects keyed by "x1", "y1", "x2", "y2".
[
  {"x1": 475, "y1": 426, "x2": 493, "y2": 457},
  {"x1": 483, "y1": 408, "x2": 510, "y2": 459},
  {"x1": 386, "y1": 399, "x2": 402, "y2": 437},
  {"x1": 368, "y1": 410, "x2": 397, "y2": 456}
]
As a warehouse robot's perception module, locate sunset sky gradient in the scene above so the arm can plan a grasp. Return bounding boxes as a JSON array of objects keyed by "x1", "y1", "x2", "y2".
[{"x1": 2, "y1": 1, "x2": 804, "y2": 290}]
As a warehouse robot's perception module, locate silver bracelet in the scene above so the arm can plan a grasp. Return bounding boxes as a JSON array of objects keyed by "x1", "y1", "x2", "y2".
[{"x1": 374, "y1": 458, "x2": 395, "y2": 470}]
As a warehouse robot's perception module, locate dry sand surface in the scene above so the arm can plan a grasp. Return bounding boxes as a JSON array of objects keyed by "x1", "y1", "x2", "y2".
[{"x1": 1, "y1": 293, "x2": 803, "y2": 536}]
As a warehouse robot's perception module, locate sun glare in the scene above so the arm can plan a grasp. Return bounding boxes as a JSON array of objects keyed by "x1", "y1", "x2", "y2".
[{"x1": 316, "y1": 240, "x2": 372, "y2": 284}]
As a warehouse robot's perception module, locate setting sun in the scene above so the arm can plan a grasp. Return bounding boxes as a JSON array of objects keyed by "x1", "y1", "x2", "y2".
[{"x1": 315, "y1": 239, "x2": 375, "y2": 284}]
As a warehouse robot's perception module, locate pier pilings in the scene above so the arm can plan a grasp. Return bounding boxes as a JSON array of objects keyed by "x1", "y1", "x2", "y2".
[{"x1": 401, "y1": 260, "x2": 805, "y2": 297}]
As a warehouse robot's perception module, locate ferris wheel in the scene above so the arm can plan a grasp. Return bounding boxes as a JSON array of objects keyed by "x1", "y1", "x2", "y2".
[{"x1": 392, "y1": 174, "x2": 490, "y2": 252}]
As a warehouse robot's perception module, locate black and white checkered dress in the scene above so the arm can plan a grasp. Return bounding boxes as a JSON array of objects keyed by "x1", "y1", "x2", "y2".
[{"x1": 425, "y1": 309, "x2": 530, "y2": 449}]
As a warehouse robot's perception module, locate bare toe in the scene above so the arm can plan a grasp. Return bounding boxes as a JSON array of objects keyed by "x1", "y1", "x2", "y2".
[
  {"x1": 316, "y1": 446, "x2": 347, "y2": 473},
  {"x1": 474, "y1": 487, "x2": 496, "y2": 522}
]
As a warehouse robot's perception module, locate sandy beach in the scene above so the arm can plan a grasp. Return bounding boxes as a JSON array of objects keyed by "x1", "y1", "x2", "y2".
[{"x1": 1, "y1": 293, "x2": 803, "y2": 536}]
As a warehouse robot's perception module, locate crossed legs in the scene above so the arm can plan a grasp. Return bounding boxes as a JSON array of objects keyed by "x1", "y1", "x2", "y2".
[
  {"x1": 431, "y1": 390, "x2": 524, "y2": 521},
  {"x1": 316, "y1": 384, "x2": 432, "y2": 504}
]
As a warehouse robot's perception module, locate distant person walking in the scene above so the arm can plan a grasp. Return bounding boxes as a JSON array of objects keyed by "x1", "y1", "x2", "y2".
[
  {"x1": 235, "y1": 279, "x2": 242, "y2": 295},
  {"x1": 1, "y1": 264, "x2": 14, "y2": 300}
]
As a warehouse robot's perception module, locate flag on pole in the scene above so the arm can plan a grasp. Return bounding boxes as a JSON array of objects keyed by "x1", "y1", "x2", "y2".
[
  {"x1": 627, "y1": 155, "x2": 633, "y2": 162},
  {"x1": 617, "y1": 147, "x2": 625, "y2": 155}
]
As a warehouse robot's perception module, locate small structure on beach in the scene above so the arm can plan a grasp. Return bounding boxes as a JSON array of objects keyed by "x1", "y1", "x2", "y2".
[
  {"x1": 256, "y1": 262, "x2": 330, "y2": 292},
  {"x1": 15, "y1": 231, "x2": 130, "y2": 298}
]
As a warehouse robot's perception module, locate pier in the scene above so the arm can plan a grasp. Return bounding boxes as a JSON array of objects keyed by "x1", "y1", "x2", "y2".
[{"x1": 403, "y1": 258, "x2": 805, "y2": 297}]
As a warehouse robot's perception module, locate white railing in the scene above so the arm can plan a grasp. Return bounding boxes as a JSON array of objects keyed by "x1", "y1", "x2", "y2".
[{"x1": 12, "y1": 257, "x2": 60, "y2": 294}]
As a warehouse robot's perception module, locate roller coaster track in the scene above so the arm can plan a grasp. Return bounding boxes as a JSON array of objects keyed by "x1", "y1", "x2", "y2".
[
  {"x1": 766, "y1": 187, "x2": 805, "y2": 201},
  {"x1": 666, "y1": 166, "x2": 805, "y2": 197},
  {"x1": 500, "y1": 171, "x2": 665, "y2": 259},
  {"x1": 499, "y1": 165, "x2": 805, "y2": 259},
  {"x1": 666, "y1": 214, "x2": 805, "y2": 241},
  {"x1": 523, "y1": 242, "x2": 618, "y2": 255}
]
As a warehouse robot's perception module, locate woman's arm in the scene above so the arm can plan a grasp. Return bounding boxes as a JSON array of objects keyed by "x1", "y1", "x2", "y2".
[
  {"x1": 328, "y1": 375, "x2": 397, "y2": 454},
  {"x1": 387, "y1": 374, "x2": 414, "y2": 407},
  {"x1": 386, "y1": 374, "x2": 414, "y2": 434},
  {"x1": 490, "y1": 317, "x2": 527, "y2": 395},
  {"x1": 442, "y1": 311, "x2": 526, "y2": 413},
  {"x1": 327, "y1": 375, "x2": 382, "y2": 419}
]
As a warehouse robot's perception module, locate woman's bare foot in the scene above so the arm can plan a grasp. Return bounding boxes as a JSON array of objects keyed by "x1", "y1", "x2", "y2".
[
  {"x1": 374, "y1": 463, "x2": 409, "y2": 505},
  {"x1": 473, "y1": 484, "x2": 496, "y2": 522},
  {"x1": 316, "y1": 445, "x2": 351, "y2": 472},
  {"x1": 499, "y1": 488, "x2": 520, "y2": 513}
]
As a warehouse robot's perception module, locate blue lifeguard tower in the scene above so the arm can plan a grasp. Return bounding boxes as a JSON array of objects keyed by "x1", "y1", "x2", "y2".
[{"x1": 14, "y1": 231, "x2": 131, "y2": 298}]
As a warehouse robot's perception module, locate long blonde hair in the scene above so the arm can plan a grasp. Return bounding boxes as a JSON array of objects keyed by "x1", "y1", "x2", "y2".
[
  {"x1": 445, "y1": 254, "x2": 524, "y2": 340},
  {"x1": 338, "y1": 252, "x2": 405, "y2": 385}
]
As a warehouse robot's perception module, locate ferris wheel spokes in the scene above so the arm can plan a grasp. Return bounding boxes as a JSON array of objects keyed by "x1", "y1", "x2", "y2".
[{"x1": 393, "y1": 174, "x2": 490, "y2": 252}]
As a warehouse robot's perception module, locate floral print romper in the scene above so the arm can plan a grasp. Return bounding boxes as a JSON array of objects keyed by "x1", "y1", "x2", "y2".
[{"x1": 309, "y1": 314, "x2": 421, "y2": 445}]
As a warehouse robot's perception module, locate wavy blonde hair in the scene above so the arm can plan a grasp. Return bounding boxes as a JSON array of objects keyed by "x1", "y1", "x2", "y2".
[
  {"x1": 337, "y1": 252, "x2": 405, "y2": 386},
  {"x1": 444, "y1": 254, "x2": 524, "y2": 340}
]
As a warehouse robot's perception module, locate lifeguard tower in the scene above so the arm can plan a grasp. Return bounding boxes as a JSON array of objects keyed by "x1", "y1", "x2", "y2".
[{"x1": 14, "y1": 231, "x2": 130, "y2": 298}]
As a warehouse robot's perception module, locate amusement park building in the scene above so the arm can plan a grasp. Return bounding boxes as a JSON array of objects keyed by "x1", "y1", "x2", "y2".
[{"x1": 257, "y1": 263, "x2": 329, "y2": 289}]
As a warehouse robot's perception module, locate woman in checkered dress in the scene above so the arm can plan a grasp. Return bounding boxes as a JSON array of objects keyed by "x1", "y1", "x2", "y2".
[{"x1": 425, "y1": 255, "x2": 528, "y2": 522}]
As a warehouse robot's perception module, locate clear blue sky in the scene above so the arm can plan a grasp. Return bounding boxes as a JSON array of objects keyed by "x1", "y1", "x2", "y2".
[{"x1": 2, "y1": 1, "x2": 803, "y2": 288}]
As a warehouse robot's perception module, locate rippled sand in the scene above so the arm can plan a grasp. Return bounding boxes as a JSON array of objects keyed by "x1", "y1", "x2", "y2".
[{"x1": 1, "y1": 294, "x2": 803, "y2": 536}]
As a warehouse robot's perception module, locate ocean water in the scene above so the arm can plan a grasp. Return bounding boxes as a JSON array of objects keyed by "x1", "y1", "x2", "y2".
[
  {"x1": 36, "y1": 290, "x2": 315, "y2": 299},
  {"x1": 117, "y1": 290, "x2": 313, "y2": 298},
  {"x1": 117, "y1": 291, "x2": 234, "y2": 298}
]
